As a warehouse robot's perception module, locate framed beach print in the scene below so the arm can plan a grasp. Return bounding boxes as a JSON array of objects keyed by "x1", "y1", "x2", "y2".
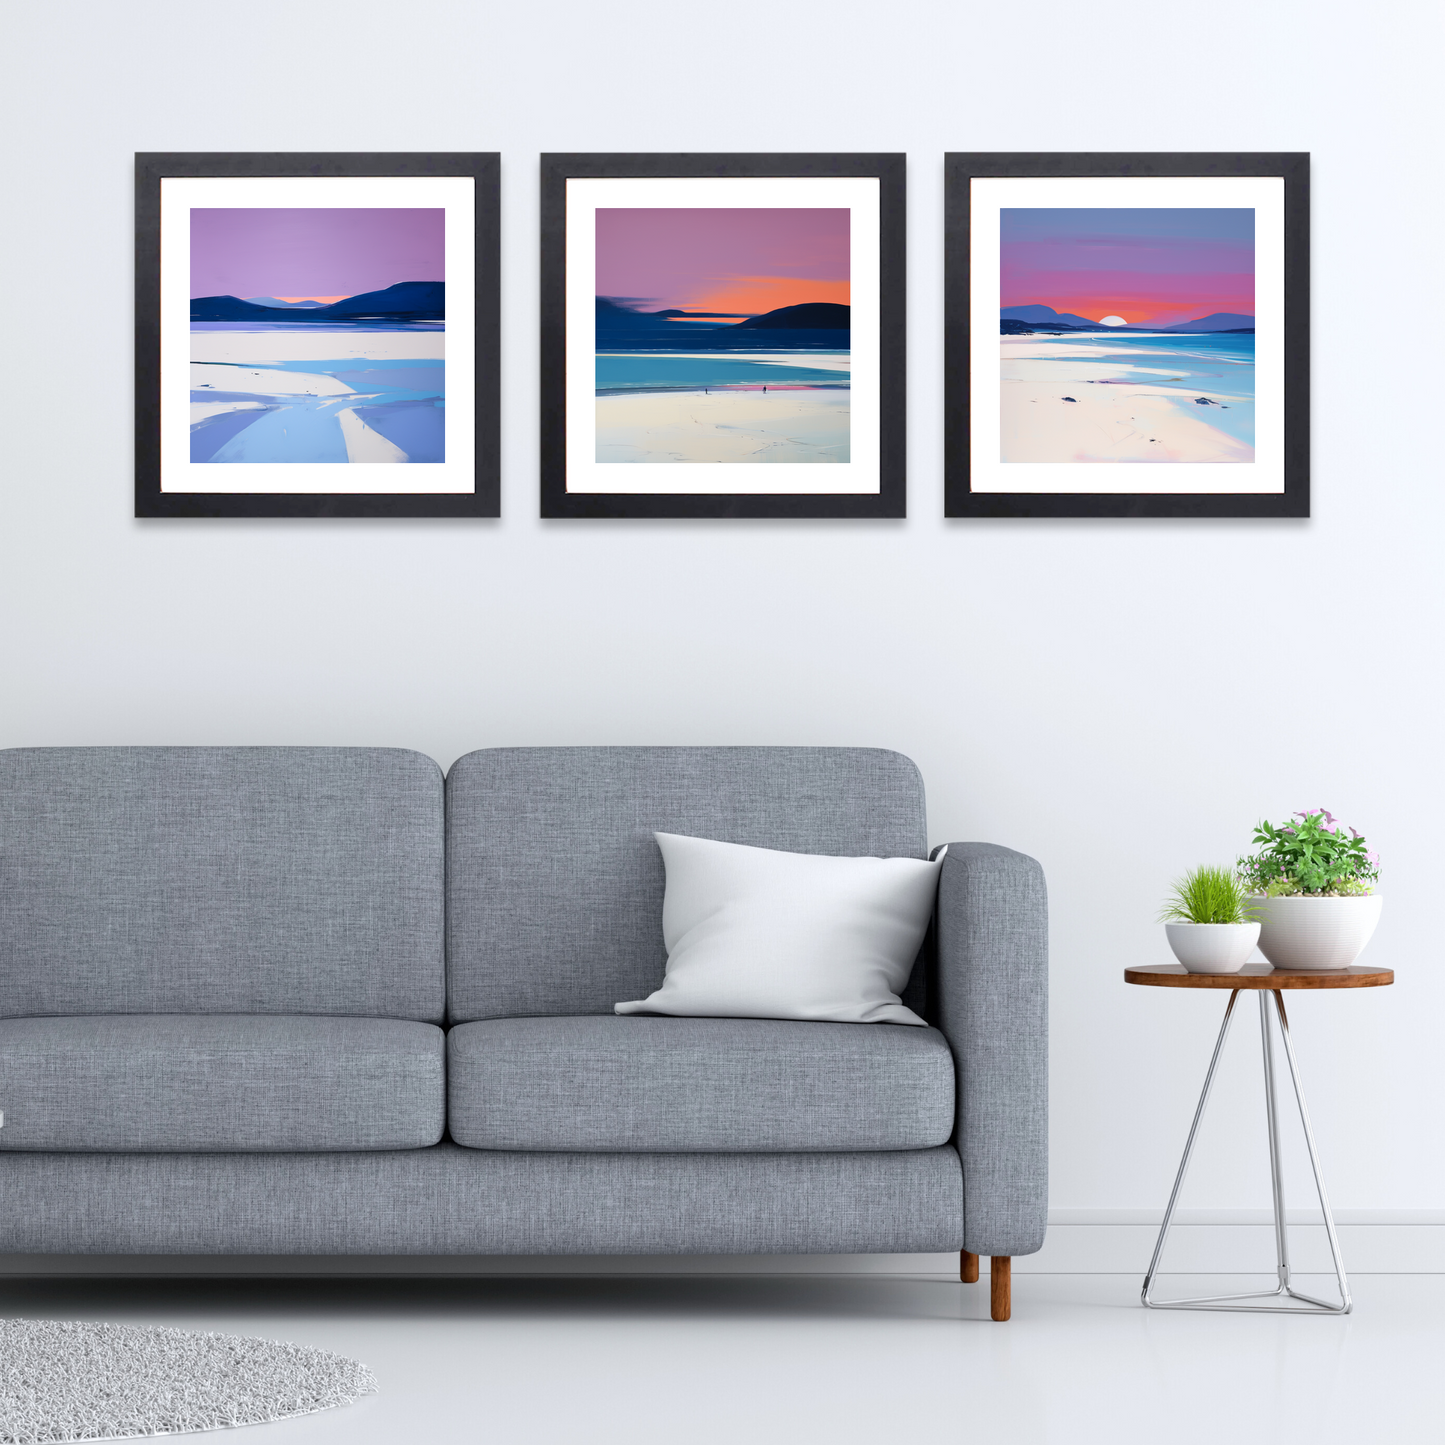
[
  {"x1": 945, "y1": 153, "x2": 1309, "y2": 518},
  {"x1": 540, "y1": 153, "x2": 905, "y2": 518},
  {"x1": 136, "y1": 152, "x2": 499, "y2": 517}
]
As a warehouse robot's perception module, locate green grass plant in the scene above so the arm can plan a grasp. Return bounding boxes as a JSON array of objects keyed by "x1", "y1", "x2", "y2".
[{"x1": 1158, "y1": 865, "x2": 1259, "y2": 925}]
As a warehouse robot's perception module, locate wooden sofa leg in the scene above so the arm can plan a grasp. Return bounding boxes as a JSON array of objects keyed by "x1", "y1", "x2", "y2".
[
  {"x1": 960, "y1": 1250, "x2": 979, "y2": 1283},
  {"x1": 990, "y1": 1257, "x2": 1012, "y2": 1321}
]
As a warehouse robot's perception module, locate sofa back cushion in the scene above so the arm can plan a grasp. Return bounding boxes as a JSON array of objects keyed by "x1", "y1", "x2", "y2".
[
  {"x1": 445, "y1": 747, "x2": 928, "y2": 1021},
  {"x1": 0, "y1": 747, "x2": 444, "y2": 1020}
]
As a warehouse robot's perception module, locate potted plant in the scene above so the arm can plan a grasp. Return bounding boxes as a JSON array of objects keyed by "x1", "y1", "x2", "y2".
[
  {"x1": 1237, "y1": 808, "x2": 1382, "y2": 971},
  {"x1": 1159, "y1": 865, "x2": 1261, "y2": 974}
]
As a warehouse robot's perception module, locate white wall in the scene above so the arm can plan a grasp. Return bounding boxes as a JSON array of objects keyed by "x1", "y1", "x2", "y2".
[{"x1": 3, "y1": 0, "x2": 1441, "y2": 1259}]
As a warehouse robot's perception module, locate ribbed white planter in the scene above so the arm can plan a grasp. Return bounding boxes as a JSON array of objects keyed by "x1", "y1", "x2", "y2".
[
  {"x1": 1164, "y1": 921, "x2": 1261, "y2": 974},
  {"x1": 1249, "y1": 893, "x2": 1383, "y2": 971}
]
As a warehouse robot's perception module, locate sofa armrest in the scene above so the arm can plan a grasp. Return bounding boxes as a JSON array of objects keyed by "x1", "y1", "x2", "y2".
[{"x1": 933, "y1": 841, "x2": 1048, "y2": 1257}]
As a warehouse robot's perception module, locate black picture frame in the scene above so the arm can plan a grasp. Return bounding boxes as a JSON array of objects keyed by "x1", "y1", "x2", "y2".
[
  {"x1": 945, "y1": 152, "x2": 1309, "y2": 518},
  {"x1": 135, "y1": 152, "x2": 500, "y2": 518},
  {"x1": 540, "y1": 153, "x2": 906, "y2": 519}
]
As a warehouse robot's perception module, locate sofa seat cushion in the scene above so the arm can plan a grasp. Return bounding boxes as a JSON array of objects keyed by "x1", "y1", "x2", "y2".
[
  {"x1": 0, "y1": 1016, "x2": 444, "y2": 1152},
  {"x1": 447, "y1": 1015, "x2": 955, "y2": 1152}
]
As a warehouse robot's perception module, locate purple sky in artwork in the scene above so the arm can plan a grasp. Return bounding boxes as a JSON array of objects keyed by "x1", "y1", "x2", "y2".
[
  {"x1": 999, "y1": 208, "x2": 1253, "y2": 327},
  {"x1": 190, "y1": 208, "x2": 444, "y2": 299},
  {"x1": 595, "y1": 209, "x2": 848, "y2": 313}
]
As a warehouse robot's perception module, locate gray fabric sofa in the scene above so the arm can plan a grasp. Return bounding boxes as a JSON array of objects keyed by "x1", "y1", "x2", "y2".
[{"x1": 0, "y1": 745, "x2": 1047, "y2": 1318}]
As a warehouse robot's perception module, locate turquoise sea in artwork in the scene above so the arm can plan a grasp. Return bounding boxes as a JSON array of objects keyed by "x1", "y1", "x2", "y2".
[{"x1": 595, "y1": 352, "x2": 850, "y2": 395}]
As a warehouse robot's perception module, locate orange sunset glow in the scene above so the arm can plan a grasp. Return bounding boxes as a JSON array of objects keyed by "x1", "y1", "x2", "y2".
[
  {"x1": 1021, "y1": 296, "x2": 1158, "y2": 324},
  {"x1": 1016, "y1": 290, "x2": 1243, "y2": 327},
  {"x1": 680, "y1": 276, "x2": 850, "y2": 317}
]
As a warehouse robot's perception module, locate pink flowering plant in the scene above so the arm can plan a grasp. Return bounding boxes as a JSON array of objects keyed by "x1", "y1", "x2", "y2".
[{"x1": 1237, "y1": 808, "x2": 1380, "y2": 897}]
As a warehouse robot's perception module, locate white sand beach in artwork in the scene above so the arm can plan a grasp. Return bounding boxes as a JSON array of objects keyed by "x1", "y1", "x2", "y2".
[
  {"x1": 191, "y1": 362, "x2": 356, "y2": 397},
  {"x1": 1001, "y1": 335, "x2": 1254, "y2": 464},
  {"x1": 597, "y1": 388, "x2": 850, "y2": 463},
  {"x1": 1003, "y1": 383, "x2": 1253, "y2": 463},
  {"x1": 336, "y1": 406, "x2": 410, "y2": 462},
  {"x1": 189, "y1": 399, "x2": 270, "y2": 424},
  {"x1": 191, "y1": 329, "x2": 444, "y2": 365},
  {"x1": 191, "y1": 328, "x2": 444, "y2": 407},
  {"x1": 186, "y1": 324, "x2": 448, "y2": 466}
]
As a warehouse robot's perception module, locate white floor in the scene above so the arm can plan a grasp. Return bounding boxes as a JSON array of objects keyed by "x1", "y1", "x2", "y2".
[{"x1": 1, "y1": 1271, "x2": 1438, "y2": 1445}]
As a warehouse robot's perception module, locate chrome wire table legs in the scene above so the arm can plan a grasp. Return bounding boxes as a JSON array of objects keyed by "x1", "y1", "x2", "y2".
[{"x1": 1142, "y1": 988, "x2": 1352, "y2": 1314}]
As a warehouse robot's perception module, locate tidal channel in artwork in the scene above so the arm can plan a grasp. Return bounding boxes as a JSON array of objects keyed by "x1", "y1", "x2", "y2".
[
  {"x1": 189, "y1": 208, "x2": 444, "y2": 464},
  {"x1": 1000, "y1": 208, "x2": 1255, "y2": 464},
  {"x1": 595, "y1": 208, "x2": 850, "y2": 463}
]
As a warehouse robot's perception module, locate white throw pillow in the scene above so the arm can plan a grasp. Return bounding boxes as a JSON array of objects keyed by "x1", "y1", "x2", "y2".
[{"x1": 615, "y1": 833, "x2": 943, "y2": 1026}]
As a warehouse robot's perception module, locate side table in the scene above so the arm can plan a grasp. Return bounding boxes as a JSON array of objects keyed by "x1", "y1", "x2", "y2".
[{"x1": 1125, "y1": 962, "x2": 1393, "y2": 1314}]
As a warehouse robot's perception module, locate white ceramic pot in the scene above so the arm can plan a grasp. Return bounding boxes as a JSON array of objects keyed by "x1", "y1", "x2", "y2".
[
  {"x1": 1249, "y1": 893, "x2": 1383, "y2": 971},
  {"x1": 1164, "y1": 921, "x2": 1262, "y2": 974}
]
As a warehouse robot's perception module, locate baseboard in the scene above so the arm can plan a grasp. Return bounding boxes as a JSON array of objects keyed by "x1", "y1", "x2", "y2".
[
  {"x1": 0, "y1": 1216, "x2": 1439, "y2": 1278},
  {"x1": 1024, "y1": 1213, "x2": 1445, "y2": 1275}
]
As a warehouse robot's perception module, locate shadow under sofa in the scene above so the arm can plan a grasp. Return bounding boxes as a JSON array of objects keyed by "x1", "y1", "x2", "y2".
[{"x1": 0, "y1": 745, "x2": 1047, "y2": 1321}]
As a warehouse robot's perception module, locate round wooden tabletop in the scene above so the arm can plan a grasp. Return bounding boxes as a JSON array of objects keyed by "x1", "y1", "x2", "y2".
[{"x1": 1125, "y1": 963, "x2": 1393, "y2": 990}]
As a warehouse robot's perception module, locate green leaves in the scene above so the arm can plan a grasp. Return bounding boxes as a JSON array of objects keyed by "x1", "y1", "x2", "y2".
[{"x1": 1237, "y1": 808, "x2": 1379, "y2": 896}]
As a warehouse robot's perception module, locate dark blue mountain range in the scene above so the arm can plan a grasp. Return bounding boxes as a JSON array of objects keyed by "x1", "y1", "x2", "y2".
[
  {"x1": 1001, "y1": 304, "x2": 1103, "y2": 329},
  {"x1": 1168, "y1": 312, "x2": 1255, "y2": 332},
  {"x1": 1001, "y1": 318, "x2": 1098, "y2": 335},
  {"x1": 245, "y1": 297, "x2": 324, "y2": 309},
  {"x1": 734, "y1": 302, "x2": 849, "y2": 330},
  {"x1": 192, "y1": 281, "x2": 444, "y2": 324},
  {"x1": 1001, "y1": 303, "x2": 1255, "y2": 336},
  {"x1": 597, "y1": 298, "x2": 849, "y2": 351},
  {"x1": 324, "y1": 282, "x2": 443, "y2": 318}
]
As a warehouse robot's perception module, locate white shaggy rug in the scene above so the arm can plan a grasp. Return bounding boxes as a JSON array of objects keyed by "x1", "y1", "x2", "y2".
[{"x1": 0, "y1": 1319, "x2": 377, "y2": 1443}]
